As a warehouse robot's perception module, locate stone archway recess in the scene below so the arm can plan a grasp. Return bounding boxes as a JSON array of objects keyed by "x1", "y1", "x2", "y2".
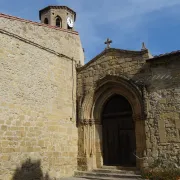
[{"x1": 78, "y1": 75, "x2": 146, "y2": 171}]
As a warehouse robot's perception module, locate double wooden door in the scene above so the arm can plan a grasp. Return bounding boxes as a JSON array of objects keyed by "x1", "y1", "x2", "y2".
[{"x1": 102, "y1": 114, "x2": 136, "y2": 166}]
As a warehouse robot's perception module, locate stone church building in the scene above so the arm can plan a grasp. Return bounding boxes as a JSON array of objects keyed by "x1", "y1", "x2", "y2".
[{"x1": 0, "y1": 5, "x2": 180, "y2": 179}]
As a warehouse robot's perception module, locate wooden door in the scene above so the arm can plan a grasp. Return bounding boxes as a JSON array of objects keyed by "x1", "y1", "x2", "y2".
[{"x1": 102, "y1": 95, "x2": 136, "y2": 166}]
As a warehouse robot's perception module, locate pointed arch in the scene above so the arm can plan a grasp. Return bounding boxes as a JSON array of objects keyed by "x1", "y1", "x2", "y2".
[
  {"x1": 55, "y1": 16, "x2": 62, "y2": 28},
  {"x1": 80, "y1": 75, "x2": 145, "y2": 121},
  {"x1": 78, "y1": 75, "x2": 147, "y2": 169},
  {"x1": 92, "y1": 76, "x2": 145, "y2": 121},
  {"x1": 44, "y1": 18, "x2": 48, "y2": 24}
]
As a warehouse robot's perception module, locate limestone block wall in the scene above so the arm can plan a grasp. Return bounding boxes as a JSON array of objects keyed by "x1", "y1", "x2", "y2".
[
  {"x1": 144, "y1": 57, "x2": 180, "y2": 168},
  {"x1": 0, "y1": 14, "x2": 84, "y2": 65},
  {"x1": 0, "y1": 14, "x2": 84, "y2": 179}
]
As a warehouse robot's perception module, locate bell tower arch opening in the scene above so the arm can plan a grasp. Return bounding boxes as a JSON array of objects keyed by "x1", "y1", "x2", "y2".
[
  {"x1": 55, "y1": 16, "x2": 62, "y2": 27},
  {"x1": 44, "y1": 18, "x2": 49, "y2": 24}
]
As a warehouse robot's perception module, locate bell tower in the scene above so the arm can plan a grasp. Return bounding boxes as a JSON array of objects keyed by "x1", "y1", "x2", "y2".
[{"x1": 39, "y1": 6, "x2": 76, "y2": 30}]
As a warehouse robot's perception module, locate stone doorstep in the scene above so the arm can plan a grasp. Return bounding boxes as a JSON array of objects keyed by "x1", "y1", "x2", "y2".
[
  {"x1": 74, "y1": 171, "x2": 142, "y2": 179},
  {"x1": 61, "y1": 178, "x2": 142, "y2": 180},
  {"x1": 74, "y1": 166, "x2": 143, "y2": 180},
  {"x1": 60, "y1": 178, "x2": 88, "y2": 180},
  {"x1": 74, "y1": 175, "x2": 142, "y2": 180},
  {"x1": 61, "y1": 167, "x2": 143, "y2": 180},
  {"x1": 101, "y1": 166, "x2": 138, "y2": 170},
  {"x1": 92, "y1": 168, "x2": 141, "y2": 175}
]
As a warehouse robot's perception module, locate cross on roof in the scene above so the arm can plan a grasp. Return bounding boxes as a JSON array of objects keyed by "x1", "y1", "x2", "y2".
[
  {"x1": 141, "y1": 42, "x2": 147, "y2": 50},
  {"x1": 104, "y1": 38, "x2": 112, "y2": 49}
]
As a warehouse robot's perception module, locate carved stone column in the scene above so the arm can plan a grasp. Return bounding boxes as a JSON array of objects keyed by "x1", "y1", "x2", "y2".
[
  {"x1": 77, "y1": 119, "x2": 97, "y2": 171},
  {"x1": 133, "y1": 114, "x2": 146, "y2": 169},
  {"x1": 77, "y1": 120, "x2": 87, "y2": 171},
  {"x1": 94, "y1": 120, "x2": 103, "y2": 168}
]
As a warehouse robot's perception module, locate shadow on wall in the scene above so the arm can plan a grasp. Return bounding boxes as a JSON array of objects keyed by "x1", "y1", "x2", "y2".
[{"x1": 12, "y1": 158, "x2": 51, "y2": 180}]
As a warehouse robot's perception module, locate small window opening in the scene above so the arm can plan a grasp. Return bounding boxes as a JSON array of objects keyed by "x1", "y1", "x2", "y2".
[
  {"x1": 44, "y1": 18, "x2": 49, "y2": 24},
  {"x1": 56, "y1": 17, "x2": 61, "y2": 27}
]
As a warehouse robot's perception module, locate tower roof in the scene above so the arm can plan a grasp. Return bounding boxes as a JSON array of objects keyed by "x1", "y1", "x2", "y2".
[{"x1": 39, "y1": 6, "x2": 76, "y2": 21}]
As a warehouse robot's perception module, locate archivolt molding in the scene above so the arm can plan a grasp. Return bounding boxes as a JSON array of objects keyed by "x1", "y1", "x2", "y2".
[
  {"x1": 95, "y1": 75, "x2": 143, "y2": 97},
  {"x1": 78, "y1": 75, "x2": 147, "y2": 169},
  {"x1": 79, "y1": 75, "x2": 146, "y2": 124},
  {"x1": 80, "y1": 92, "x2": 94, "y2": 120}
]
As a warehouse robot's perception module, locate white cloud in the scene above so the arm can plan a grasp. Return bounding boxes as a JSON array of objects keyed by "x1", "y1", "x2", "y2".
[{"x1": 56, "y1": 0, "x2": 180, "y2": 61}]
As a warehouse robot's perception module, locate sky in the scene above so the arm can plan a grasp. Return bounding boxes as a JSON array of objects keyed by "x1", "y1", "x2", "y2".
[{"x1": 0, "y1": 0, "x2": 180, "y2": 63}]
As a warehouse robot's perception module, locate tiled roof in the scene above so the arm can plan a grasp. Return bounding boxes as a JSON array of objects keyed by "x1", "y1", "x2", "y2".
[
  {"x1": 0, "y1": 13, "x2": 78, "y2": 35},
  {"x1": 147, "y1": 50, "x2": 180, "y2": 61}
]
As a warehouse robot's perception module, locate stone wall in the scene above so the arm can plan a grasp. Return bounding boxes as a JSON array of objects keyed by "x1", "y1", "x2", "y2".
[
  {"x1": 0, "y1": 13, "x2": 84, "y2": 65},
  {"x1": 0, "y1": 14, "x2": 84, "y2": 179},
  {"x1": 144, "y1": 57, "x2": 180, "y2": 168},
  {"x1": 77, "y1": 48, "x2": 180, "y2": 170}
]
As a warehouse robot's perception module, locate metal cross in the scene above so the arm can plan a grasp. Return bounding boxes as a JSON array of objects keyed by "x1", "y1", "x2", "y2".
[{"x1": 104, "y1": 38, "x2": 112, "y2": 49}]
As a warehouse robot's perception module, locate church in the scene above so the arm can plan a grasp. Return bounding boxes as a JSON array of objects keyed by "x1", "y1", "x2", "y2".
[{"x1": 0, "y1": 5, "x2": 180, "y2": 179}]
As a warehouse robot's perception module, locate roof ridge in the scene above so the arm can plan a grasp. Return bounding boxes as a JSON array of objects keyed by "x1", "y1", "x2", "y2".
[
  {"x1": 0, "y1": 13, "x2": 78, "y2": 35},
  {"x1": 147, "y1": 50, "x2": 180, "y2": 61}
]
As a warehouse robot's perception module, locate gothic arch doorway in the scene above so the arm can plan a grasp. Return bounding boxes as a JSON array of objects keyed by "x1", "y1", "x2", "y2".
[
  {"x1": 79, "y1": 76, "x2": 146, "y2": 170},
  {"x1": 102, "y1": 94, "x2": 136, "y2": 166}
]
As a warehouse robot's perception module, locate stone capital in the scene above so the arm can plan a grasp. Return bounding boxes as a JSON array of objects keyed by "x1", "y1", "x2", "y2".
[{"x1": 79, "y1": 119, "x2": 101, "y2": 126}]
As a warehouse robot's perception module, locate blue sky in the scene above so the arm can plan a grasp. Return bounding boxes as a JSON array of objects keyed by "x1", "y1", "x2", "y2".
[{"x1": 0, "y1": 0, "x2": 180, "y2": 63}]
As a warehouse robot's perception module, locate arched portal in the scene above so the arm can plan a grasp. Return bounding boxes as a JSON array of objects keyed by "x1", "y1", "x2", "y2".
[
  {"x1": 78, "y1": 76, "x2": 146, "y2": 171},
  {"x1": 102, "y1": 94, "x2": 136, "y2": 166}
]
